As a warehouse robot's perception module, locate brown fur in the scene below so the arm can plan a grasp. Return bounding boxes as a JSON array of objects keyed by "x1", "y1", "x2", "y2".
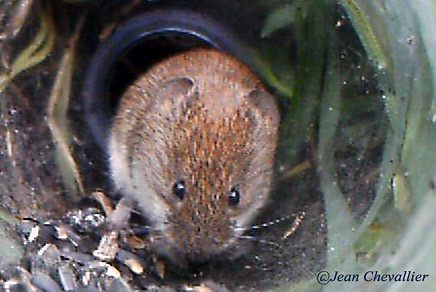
[{"x1": 110, "y1": 49, "x2": 279, "y2": 265}]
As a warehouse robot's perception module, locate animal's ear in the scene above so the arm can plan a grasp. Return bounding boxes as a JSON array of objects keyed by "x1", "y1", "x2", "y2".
[
  {"x1": 245, "y1": 89, "x2": 280, "y2": 127},
  {"x1": 151, "y1": 77, "x2": 196, "y2": 109},
  {"x1": 234, "y1": 89, "x2": 279, "y2": 227}
]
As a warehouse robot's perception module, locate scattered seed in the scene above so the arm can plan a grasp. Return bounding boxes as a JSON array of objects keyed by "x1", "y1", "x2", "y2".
[
  {"x1": 54, "y1": 226, "x2": 68, "y2": 240},
  {"x1": 182, "y1": 280, "x2": 231, "y2": 292},
  {"x1": 116, "y1": 249, "x2": 145, "y2": 275},
  {"x1": 4, "y1": 278, "x2": 22, "y2": 290},
  {"x1": 93, "y1": 231, "x2": 119, "y2": 261},
  {"x1": 57, "y1": 265, "x2": 78, "y2": 291},
  {"x1": 124, "y1": 259, "x2": 144, "y2": 275},
  {"x1": 93, "y1": 191, "x2": 114, "y2": 216},
  {"x1": 28, "y1": 225, "x2": 40, "y2": 243},
  {"x1": 106, "y1": 265, "x2": 122, "y2": 279},
  {"x1": 109, "y1": 277, "x2": 135, "y2": 292},
  {"x1": 81, "y1": 271, "x2": 92, "y2": 287},
  {"x1": 125, "y1": 234, "x2": 146, "y2": 249},
  {"x1": 31, "y1": 272, "x2": 62, "y2": 292},
  {"x1": 61, "y1": 251, "x2": 93, "y2": 264},
  {"x1": 154, "y1": 257, "x2": 166, "y2": 280}
]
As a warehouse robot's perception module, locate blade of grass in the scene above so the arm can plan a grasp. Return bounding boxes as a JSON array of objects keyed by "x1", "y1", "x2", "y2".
[
  {"x1": 317, "y1": 38, "x2": 357, "y2": 271},
  {"x1": 339, "y1": 0, "x2": 387, "y2": 69},
  {"x1": 0, "y1": 4, "x2": 55, "y2": 93},
  {"x1": 47, "y1": 16, "x2": 86, "y2": 199}
]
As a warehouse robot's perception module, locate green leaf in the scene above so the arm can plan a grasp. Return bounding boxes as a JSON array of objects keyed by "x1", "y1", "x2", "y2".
[{"x1": 261, "y1": 4, "x2": 295, "y2": 38}]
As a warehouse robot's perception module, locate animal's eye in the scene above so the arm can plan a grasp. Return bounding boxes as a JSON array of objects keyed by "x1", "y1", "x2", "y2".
[
  {"x1": 229, "y1": 187, "x2": 240, "y2": 206},
  {"x1": 173, "y1": 180, "x2": 186, "y2": 200}
]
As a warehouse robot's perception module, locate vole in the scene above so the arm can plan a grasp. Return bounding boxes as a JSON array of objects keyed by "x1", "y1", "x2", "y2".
[{"x1": 109, "y1": 49, "x2": 280, "y2": 266}]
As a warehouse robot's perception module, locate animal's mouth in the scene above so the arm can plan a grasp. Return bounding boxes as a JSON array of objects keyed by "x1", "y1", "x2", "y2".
[
  {"x1": 183, "y1": 240, "x2": 235, "y2": 263},
  {"x1": 165, "y1": 223, "x2": 238, "y2": 263}
]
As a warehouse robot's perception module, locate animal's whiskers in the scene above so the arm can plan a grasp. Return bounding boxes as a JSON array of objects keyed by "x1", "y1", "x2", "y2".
[
  {"x1": 239, "y1": 235, "x2": 283, "y2": 250},
  {"x1": 234, "y1": 211, "x2": 306, "y2": 236}
]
